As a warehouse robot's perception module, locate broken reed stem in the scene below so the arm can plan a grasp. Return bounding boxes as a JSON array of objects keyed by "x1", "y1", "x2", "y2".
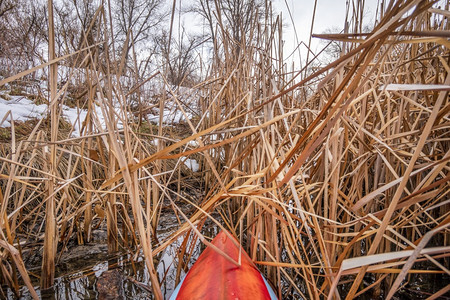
[{"x1": 41, "y1": 0, "x2": 57, "y2": 291}]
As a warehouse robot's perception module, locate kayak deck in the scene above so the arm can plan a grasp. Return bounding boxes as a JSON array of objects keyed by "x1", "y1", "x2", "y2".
[{"x1": 170, "y1": 231, "x2": 277, "y2": 300}]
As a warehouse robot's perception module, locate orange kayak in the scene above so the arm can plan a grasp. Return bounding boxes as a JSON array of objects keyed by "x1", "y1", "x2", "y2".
[{"x1": 170, "y1": 231, "x2": 277, "y2": 300}]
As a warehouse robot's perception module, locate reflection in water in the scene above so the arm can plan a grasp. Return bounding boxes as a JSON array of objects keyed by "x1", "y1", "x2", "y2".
[{"x1": 9, "y1": 222, "x2": 218, "y2": 299}]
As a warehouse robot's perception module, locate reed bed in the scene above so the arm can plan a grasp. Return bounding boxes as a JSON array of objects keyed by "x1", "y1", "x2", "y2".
[{"x1": 0, "y1": 0, "x2": 449, "y2": 299}]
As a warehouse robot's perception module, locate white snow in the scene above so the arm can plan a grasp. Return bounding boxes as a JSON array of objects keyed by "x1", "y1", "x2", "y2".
[
  {"x1": 188, "y1": 140, "x2": 199, "y2": 147},
  {"x1": 147, "y1": 106, "x2": 193, "y2": 124},
  {"x1": 0, "y1": 95, "x2": 47, "y2": 127},
  {"x1": 62, "y1": 106, "x2": 88, "y2": 137},
  {"x1": 0, "y1": 84, "x2": 198, "y2": 136},
  {"x1": 145, "y1": 86, "x2": 199, "y2": 125},
  {"x1": 0, "y1": 93, "x2": 124, "y2": 136},
  {"x1": 181, "y1": 157, "x2": 199, "y2": 172}
]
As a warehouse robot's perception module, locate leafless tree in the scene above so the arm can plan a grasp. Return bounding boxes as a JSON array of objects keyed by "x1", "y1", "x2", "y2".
[
  {"x1": 190, "y1": 0, "x2": 266, "y2": 60},
  {"x1": 319, "y1": 26, "x2": 344, "y2": 64},
  {"x1": 0, "y1": 0, "x2": 15, "y2": 18},
  {"x1": 113, "y1": 0, "x2": 167, "y2": 60},
  {"x1": 219, "y1": 0, "x2": 265, "y2": 56},
  {"x1": 0, "y1": 0, "x2": 47, "y2": 76},
  {"x1": 156, "y1": 28, "x2": 206, "y2": 86}
]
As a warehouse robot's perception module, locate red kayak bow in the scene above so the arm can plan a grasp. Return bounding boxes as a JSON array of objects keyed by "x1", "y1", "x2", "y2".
[{"x1": 170, "y1": 231, "x2": 277, "y2": 300}]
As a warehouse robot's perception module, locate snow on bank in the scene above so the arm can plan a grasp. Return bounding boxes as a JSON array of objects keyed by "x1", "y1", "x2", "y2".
[
  {"x1": 0, "y1": 85, "x2": 199, "y2": 135},
  {"x1": 0, "y1": 96, "x2": 47, "y2": 127},
  {"x1": 182, "y1": 157, "x2": 199, "y2": 172},
  {"x1": 147, "y1": 109, "x2": 192, "y2": 124},
  {"x1": 62, "y1": 106, "x2": 89, "y2": 136},
  {"x1": 188, "y1": 140, "x2": 199, "y2": 147},
  {"x1": 146, "y1": 99, "x2": 194, "y2": 124},
  {"x1": 61, "y1": 104, "x2": 118, "y2": 137},
  {"x1": 0, "y1": 93, "x2": 108, "y2": 136}
]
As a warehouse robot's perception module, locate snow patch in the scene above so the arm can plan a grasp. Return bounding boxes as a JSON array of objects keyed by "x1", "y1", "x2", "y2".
[
  {"x1": 182, "y1": 157, "x2": 199, "y2": 172},
  {"x1": 0, "y1": 96, "x2": 47, "y2": 127},
  {"x1": 0, "y1": 94, "x2": 124, "y2": 137},
  {"x1": 62, "y1": 106, "x2": 88, "y2": 137},
  {"x1": 0, "y1": 84, "x2": 197, "y2": 135},
  {"x1": 147, "y1": 108, "x2": 192, "y2": 124},
  {"x1": 188, "y1": 140, "x2": 199, "y2": 147}
]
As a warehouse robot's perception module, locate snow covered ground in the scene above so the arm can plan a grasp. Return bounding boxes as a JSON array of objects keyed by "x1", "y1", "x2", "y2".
[
  {"x1": 181, "y1": 157, "x2": 199, "y2": 172},
  {"x1": 0, "y1": 95, "x2": 47, "y2": 128},
  {"x1": 0, "y1": 93, "x2": 110, "y2": 136},
  {"x1": 147, "y1": 105, "x2": 193, "y2": 124},
  {"x1": 0, "y1": 86, "x2": 199, "y2": 136}
]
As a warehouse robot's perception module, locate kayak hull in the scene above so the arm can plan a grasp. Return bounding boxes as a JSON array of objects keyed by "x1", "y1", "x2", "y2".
[{"x1": 170, "y1": 231, "x2": 277, "y2": 300}]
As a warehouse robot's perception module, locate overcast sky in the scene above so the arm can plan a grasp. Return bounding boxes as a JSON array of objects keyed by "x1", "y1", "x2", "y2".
[
  {"x1": 272, "y1": 0, "x2": 379, "y2": 65},
  {"x1": 177, "y1": 0, "x2": 447, "y2": 71},
  {"x1": 177, "y1": 0, "x2": 379, "y2": 67}
]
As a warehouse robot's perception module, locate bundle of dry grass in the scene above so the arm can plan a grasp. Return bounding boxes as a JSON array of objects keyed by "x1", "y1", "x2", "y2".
[{"x1": 0, "y1": 0, "x2": 448, "y2": 299}]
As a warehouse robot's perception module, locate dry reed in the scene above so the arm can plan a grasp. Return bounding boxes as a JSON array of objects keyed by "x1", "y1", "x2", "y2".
[{"x1": 0, "y1": 0, "x2": 448, "y2": 299}]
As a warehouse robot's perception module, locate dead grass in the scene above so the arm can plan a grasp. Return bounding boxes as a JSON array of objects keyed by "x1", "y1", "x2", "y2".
[{"x1": 0, "y1": 0, "x2": 449, "y2": 299}]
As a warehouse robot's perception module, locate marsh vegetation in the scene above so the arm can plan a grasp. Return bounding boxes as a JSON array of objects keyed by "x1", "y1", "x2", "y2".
[{"x1": 0, "y1": 0, "x2": 449, "y2": 299}]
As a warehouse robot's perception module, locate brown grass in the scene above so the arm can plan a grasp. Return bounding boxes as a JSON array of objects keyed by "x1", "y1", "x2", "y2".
[{"x1": 0, "y1": 0, "x2": 449, "y2": 299}]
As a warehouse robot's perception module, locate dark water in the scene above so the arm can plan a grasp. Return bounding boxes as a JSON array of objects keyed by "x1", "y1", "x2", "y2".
[
  {"x1": 4, "y1": 212, "x2": 448, "y2": 299},
  {"x1": 6, "y1": 214, "x2": 218, "y2": 300}
]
